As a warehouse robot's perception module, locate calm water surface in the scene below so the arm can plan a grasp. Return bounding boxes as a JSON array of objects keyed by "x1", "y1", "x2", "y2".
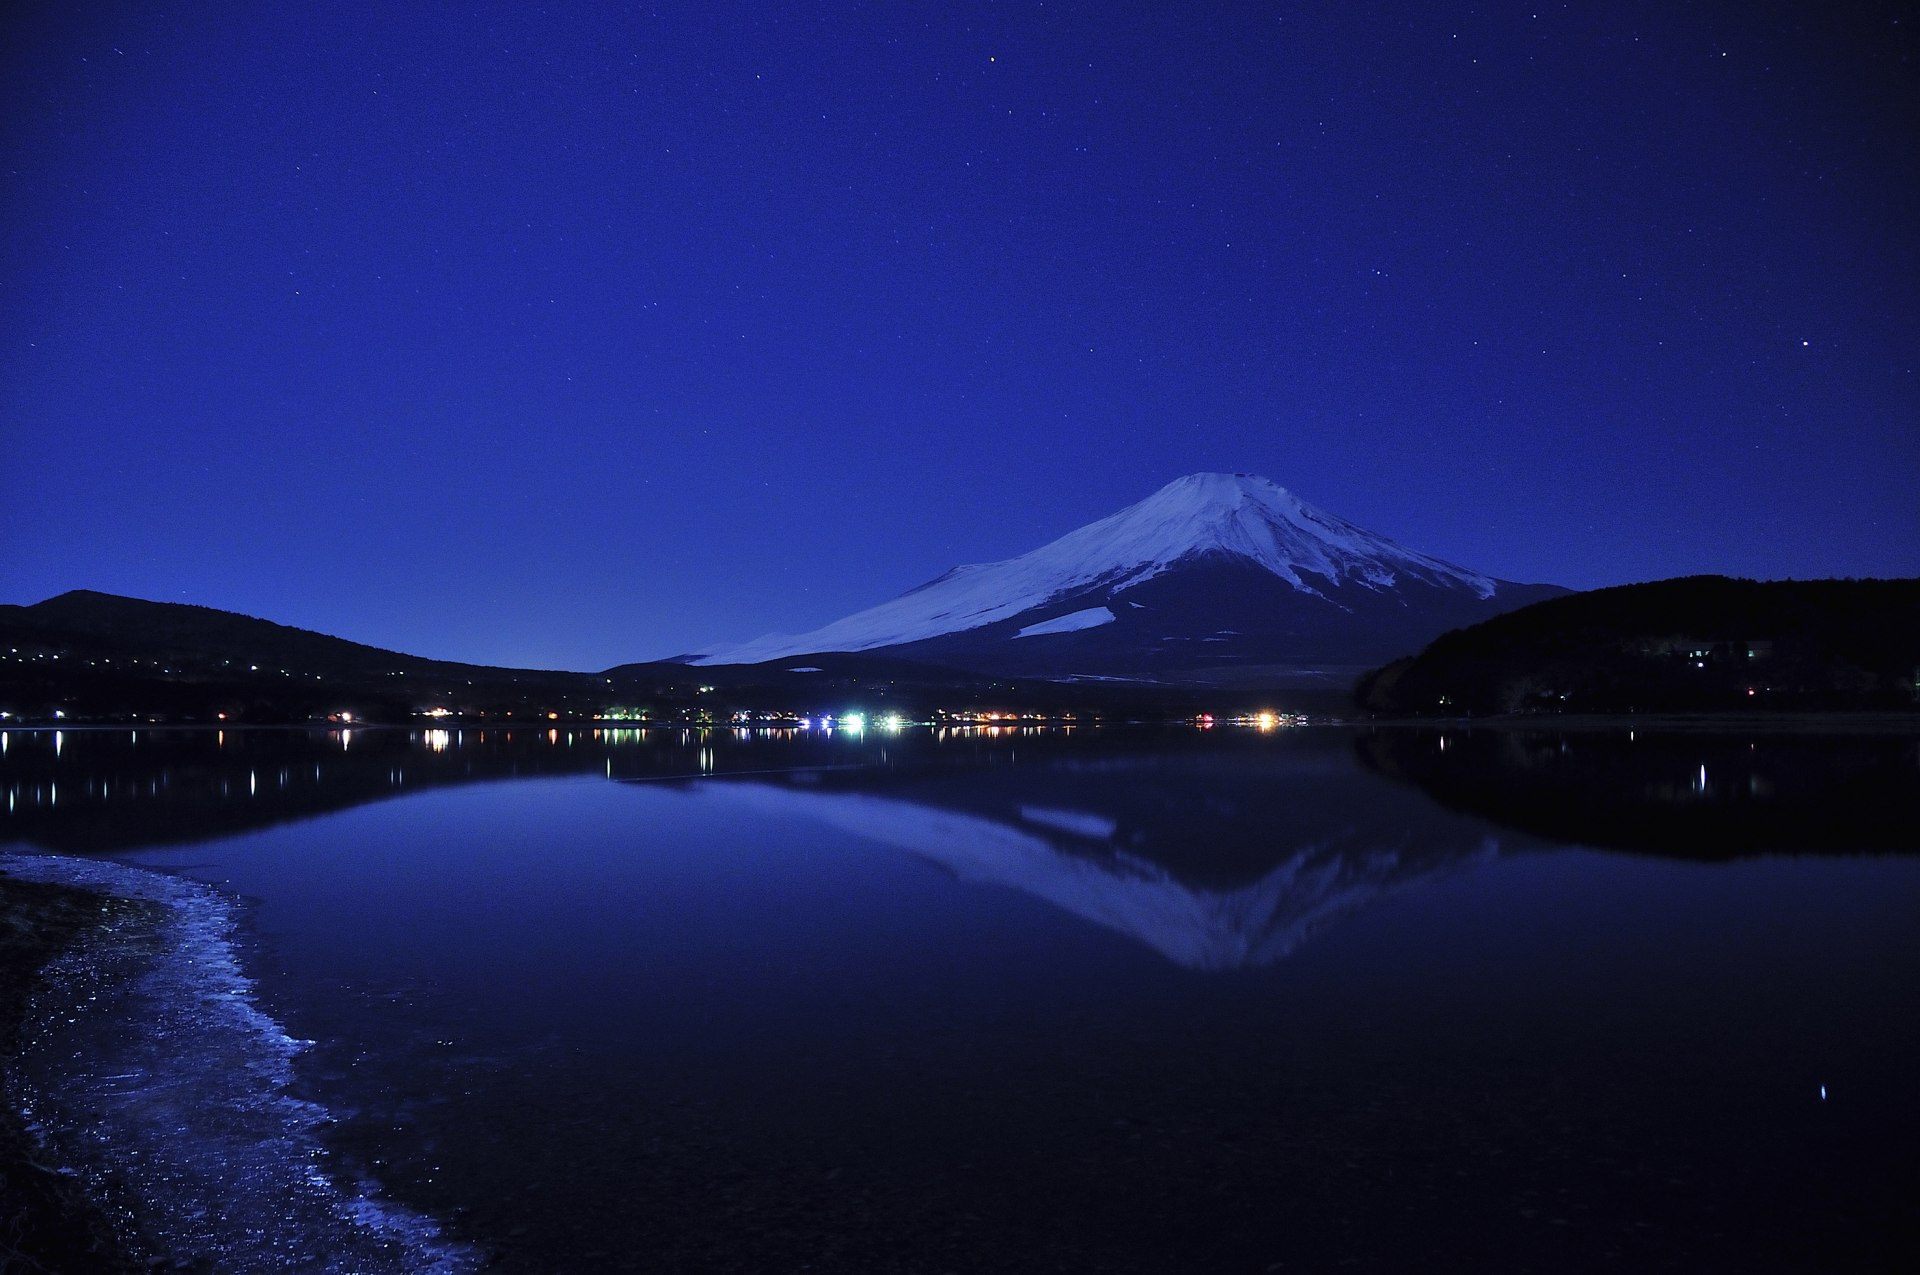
[{"x1": 3, "y1": 724, "x2": 1918, "y2": 1272}]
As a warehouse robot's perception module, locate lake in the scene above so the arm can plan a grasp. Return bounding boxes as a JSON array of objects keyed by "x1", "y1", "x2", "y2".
[{"x1": 3, "y1": 723, "x2": 1918, "y2": 1272}]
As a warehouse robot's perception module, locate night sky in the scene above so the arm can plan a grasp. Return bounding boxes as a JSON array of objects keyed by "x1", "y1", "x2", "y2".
[{"x1": 3, "y1": 2, "x2": 1915, "y2": 669}]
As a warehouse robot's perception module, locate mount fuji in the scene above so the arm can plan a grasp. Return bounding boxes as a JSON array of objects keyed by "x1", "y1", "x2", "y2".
[{"x1": 686, "y1": 473, "x2": 1565, "y2": 685}]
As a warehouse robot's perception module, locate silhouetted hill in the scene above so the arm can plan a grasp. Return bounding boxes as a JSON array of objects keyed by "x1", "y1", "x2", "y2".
[
  {"x1": 5, "y1": 590, "x2": 496, "y2": 678},
  {"x1": 1356, "y1": 576, "x2": 1920, "y2": 716},
  {"x1": 0, "y1": 591, "x2": 689, "y2": 721}
]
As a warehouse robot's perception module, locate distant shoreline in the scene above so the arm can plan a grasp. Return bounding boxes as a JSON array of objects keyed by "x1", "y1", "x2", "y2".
[
  {"x1": 1349, "y1": 710, "x2": 1920, "y2": 734},
  {"x1": 8, "y1": 711, "x2": 1920, "y2": 734}
]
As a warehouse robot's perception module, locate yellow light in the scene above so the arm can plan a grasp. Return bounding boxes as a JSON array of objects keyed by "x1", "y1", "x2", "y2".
[{"x1": 1256, "y1": 711, "x2": 1278, "y2": 731}]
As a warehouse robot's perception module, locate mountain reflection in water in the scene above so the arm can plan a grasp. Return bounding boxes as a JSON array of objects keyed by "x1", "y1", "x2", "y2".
[{"x1": 677, "y1": 773, "x2": 1499, "y2": 970}]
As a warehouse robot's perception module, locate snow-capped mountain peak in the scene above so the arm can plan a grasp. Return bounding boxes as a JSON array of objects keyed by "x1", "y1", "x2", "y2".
[
  {"x1": 1011, "y1": 472, "x2": 1496, "y2": 600},
  {"x1": 687, "y1": 473, "x2": 1509, "y2": 667}
]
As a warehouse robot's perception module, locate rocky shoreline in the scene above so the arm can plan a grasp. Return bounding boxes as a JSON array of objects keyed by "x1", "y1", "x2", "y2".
[
  {"x1": 0, "y1": 856, "x2": 478, "y2": 1274},
  {"x1": 0, "y1": 870, "x2": 145, "y2": 1274}
]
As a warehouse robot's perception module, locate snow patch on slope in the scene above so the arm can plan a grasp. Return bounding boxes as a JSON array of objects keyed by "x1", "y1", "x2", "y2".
[{"x1": 1015, "y1": 606, "x2": 1115, "y2": 639}]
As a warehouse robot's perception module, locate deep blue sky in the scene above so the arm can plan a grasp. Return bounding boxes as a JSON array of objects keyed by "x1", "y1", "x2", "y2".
[{"x1": 3, "y1": 2, "x2": 1915, "y2": 669}]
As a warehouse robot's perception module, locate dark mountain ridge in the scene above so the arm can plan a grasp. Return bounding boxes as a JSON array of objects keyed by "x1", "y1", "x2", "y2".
[{"x1": 1357, "y1": 575, "x2": 1920, "y2": 716}]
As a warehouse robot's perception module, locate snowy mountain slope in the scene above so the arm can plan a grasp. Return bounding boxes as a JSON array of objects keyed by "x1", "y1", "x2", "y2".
[{"x1": 686, "y1": 473, "x2": 1564, "y2": 680}]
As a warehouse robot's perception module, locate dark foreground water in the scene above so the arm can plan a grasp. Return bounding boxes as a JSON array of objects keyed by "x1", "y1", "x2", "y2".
[{"x1": 3, "y1": 724, "x2": 1918, "y2": 1272}]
